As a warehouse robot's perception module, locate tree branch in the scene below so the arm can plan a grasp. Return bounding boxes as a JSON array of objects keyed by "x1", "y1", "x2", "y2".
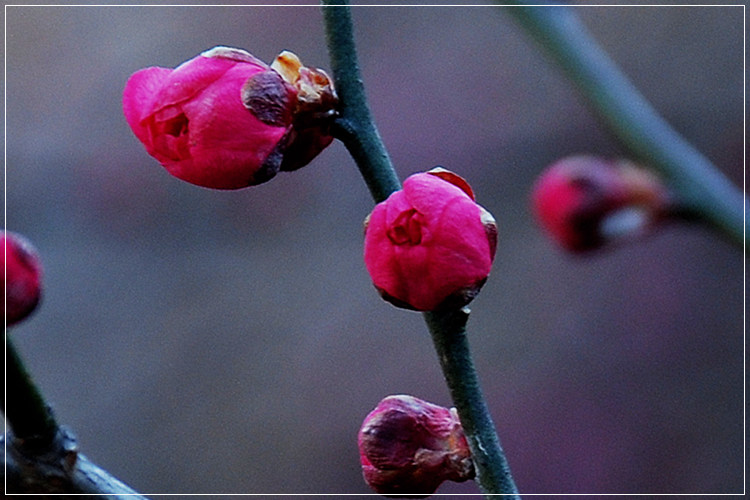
[
  {"x1": 501, "y1": 1, "x2": 746, "y2": 248},
  {"x1": 3, "y1": 336, "x2": 147, "y2": 497},
  {"x1": 425, "y1": 308, "x2": 521, "y2": 498},
  {"x1": 321, "y1": 0, "x2": 401, "y2": 203},
  {"x1": 321, "y1": 2, "x2": 520, "y2": 497}
]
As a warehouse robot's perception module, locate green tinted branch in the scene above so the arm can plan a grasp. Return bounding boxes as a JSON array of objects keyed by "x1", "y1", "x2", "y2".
[
  {"x1": 3, "y1": 336, "x2": 146, "y2": 497},
  {"x1": 425, "y1": 308, "x2": 521, "y2": 498},
  {"x1": 321, "y1": 0, "x2": 401, "y2": 202},
  {"x1": 502, "y1": 1, "x2": 746, "y2": 247},
  {"x1": 4, "y1": 336, "x2": 59, "y2": 446},
  {"x1": 321, "y1": 2, "x2": 520, "y2": 497}
]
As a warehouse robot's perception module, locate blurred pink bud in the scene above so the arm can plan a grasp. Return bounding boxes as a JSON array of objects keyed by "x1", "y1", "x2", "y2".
[
  {"x1": 531, "y1": 155, "x2": 669, "y2": 252},
  {"x1": 3, "y1": 231, "x2": 43, "y2": 326},
  {"x1": 358, "y1": 395, "x2": 474, "y2": 498},
  {"x1": 364, "y1": 168, "x2": 497, "y2": 311},
  {"x1": 123, "y1": 47, "x2": 336, "y2": 189}
]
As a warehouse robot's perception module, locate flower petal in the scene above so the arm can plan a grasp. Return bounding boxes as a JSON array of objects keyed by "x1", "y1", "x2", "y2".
[{"x1": 122, "y1": 66, "x2": 172, "y2": 152}]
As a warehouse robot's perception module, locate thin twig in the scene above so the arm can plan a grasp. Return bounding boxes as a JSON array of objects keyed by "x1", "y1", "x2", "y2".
[
  {"x1": 321, "y1": 2, "x2": 520, "y2": 497},
  {"x1": 321, "y1": 0, "x2": 400, "y2": 203},
  {"x1": 425, "y1": 308, "x2": 521, "y2": 498}
]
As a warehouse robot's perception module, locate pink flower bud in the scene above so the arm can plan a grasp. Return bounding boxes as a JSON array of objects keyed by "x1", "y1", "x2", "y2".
[
  {"x1": 363, "y1": 168, "x2": 497, "y2": 311},
  {"x1": 123, "y1": 47, "x2": 336, "y2": 189},
  {"x1": 3, "y1": 231, "x2": 43, "y2": 326},
  {"x1": 358, "y1": 395, "x2": 474, "y2": 498},
  {"x1": 531, "y1": 155, "x2": 669, "y2": 252}
]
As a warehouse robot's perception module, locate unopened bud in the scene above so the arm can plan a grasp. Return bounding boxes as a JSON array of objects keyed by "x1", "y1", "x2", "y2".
[
  {"x1": 364, "y1": 168, "x2": 497, "y2": 311},
  {"x1": 3, "y1": 231, "x2": 43, "y2": 326},
  {"x1": 358, "y1": 394, "x2": 475, "y2": 498},
  {"x1": 123, "y1": 46, "x2": 336, "y2": 189},
  {"x1": 531, "y1": 155, "x2": 668, "y2": 252}
]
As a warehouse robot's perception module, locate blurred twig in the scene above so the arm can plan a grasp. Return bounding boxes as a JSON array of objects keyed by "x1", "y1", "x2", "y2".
[
  {"x1": 501, "y1": 1, "x2": 746, "y2": 248},
  {"x1": 321, "y1": 2, "x2": 520, "y2": 497},
  {"x1": 3, "y1": 336, "x2": 146, "y2": 497},
  {"x1": 4, "y1": 336, "x2": 59, "y2": 446}
]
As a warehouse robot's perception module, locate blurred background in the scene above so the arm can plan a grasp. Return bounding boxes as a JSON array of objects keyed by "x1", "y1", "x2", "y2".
[{"x1": 4, "y1": 2, "x2": 744, "y2": 497}]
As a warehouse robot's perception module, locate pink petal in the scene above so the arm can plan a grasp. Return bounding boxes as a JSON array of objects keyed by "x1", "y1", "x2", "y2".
[
  {"x1": 122, "y1": 66, "x2": 172, "y2": 151},
  {"x1": 176, "y1": 66, "x2": 288, "y2": 188},
  {"x1": 429, "y1": 197, "x2": 491, "y2": 285},
  {"x1": 157, "y1": 54, "x2": 265, "y2": 110},
  {"x1": 403, "y1": 173, "x2": 468, "y2": 220}
]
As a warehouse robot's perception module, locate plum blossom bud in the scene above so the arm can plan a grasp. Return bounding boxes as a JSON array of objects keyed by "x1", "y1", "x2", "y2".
[
  {"x1": 123, "y1": 46, "x2": 336, "y2": 189},
  {"x1": 531, "y1": 155, "x2": 669, "y2": 252},
  {"x1": 358, "y1": 395, "x2": 474, "y2": 497},
  {"x1": 3, "y1": 231, "x2": 43, "y2": 326},
  {"x1": 364, "y1": 168, "x2": 497, "y2": 311}
]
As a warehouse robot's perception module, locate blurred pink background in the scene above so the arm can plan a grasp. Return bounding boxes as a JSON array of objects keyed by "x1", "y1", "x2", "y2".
[{"x1": 4, "y1": 2, "x2": 743, "y2": 496}]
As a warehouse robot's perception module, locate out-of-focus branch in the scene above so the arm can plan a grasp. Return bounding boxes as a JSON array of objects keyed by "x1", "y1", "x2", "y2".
[
  {"x1": 2, "y1": 432, "x2": 145, "y2": 498},
  {"x1": 3, "y1": 337, "x2": 147, "y2": 497},
  {"x1": 501, "y1": 1, "x2": 746, "y2": 248}
]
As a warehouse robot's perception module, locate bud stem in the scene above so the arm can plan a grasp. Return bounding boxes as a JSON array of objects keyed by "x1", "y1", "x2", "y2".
[
  {"x1": 501, "y1": 1, "x2": 746, "y2": 249},
  {"x1": 321, "y1": 0, "x2": 401, "y2": 202},
  {"x1": 322, "y1": 6, "x2": 521, "y2": 497},
  {"x1": 425, "y1": 309, "x2": 521, "y2": 499}
]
